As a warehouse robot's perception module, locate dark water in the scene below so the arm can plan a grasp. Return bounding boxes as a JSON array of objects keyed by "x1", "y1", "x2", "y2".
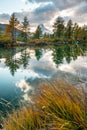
[{"x1": 0, "y1": 44, "x2": 87, "y2": 115}]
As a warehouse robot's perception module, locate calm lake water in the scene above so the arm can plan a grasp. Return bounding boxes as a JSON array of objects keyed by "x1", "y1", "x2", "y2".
[{"x1": 0, "y1": 44, "x2": 87, "y2": 115}]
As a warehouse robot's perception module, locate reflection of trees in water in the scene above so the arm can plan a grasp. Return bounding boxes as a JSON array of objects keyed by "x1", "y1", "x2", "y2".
[
  {"x1": 1, "y1": 44, "x2": 87, "y2": 75},
  {"x1": 5, "y1": 48, "x2": 20, "y2": 76},
  {"x1": 20, "y1": 48, "x2": 30, "y2": 69},
  {"x1": 3, "y1": 47, "x2": 43, "y2": 76},
  {"x1": 4, "y1": 47, "x2": 30, "y2": 76},
  {"x1": 5, "y1": 56, "x2": 20, "y2": 76},
  {"x1": 52, "y1": 44, "x2": 87, "y2": 67},
  {"x1": 64, "y1": 45, "x2": 72, "y2": 63},
  {"x1": 52, "y1": 47, "x2": 64, "y2": 68},
  {"x1": 35, "y1": 49, "x2": 43, "y2": 61}
]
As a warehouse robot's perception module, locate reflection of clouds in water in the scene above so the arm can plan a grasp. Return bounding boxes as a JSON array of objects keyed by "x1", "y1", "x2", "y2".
[
  {"x1": 16, "y1": 68, "x2": 49, "y2": 80},
  {"x1": 11, "y1": 49, "x2": 56, "y2": 78},
  {"x1": 16, "y1": 79, "x2": 34, "y2": 101},
  {"x1": 23, "y1": 94, "x2": 32, "y2": 101},
  {"x1": 41, "y1": 50, "x2": 56, "y2": 67},
  {"x1": 13, "y1": 48, "x2": 31, "y2": 59},
  {"x1": 0, "y1": 59, "x2": 6, "y2": 69},
  {"x1": 0, "y1": 50, "x2": 87, "y2": 81},
  {"x1": 0, "y1": 48, "x2": 86, "y2": 106},
  {"x1": 59, "y1": 56, "x2": 87, "y2": 80},
  {"x1": 30, "y1": 51, "x2": 57, "y2": 77},
  {"x1": 13, "y1": 52, "x2": 21, "y2": 59},
  {"x1": 31, "y1": 50, "x2": 56, "y2": 69},
  {"x1": 29, "y1": 50, "x2": 35, "y2": 58},
  {"x1": 16, "y1": 79, "x2": 33, "y2": 92},
  {"x1": 0, "y1": 49, "x2": 87, "y2": 82}
]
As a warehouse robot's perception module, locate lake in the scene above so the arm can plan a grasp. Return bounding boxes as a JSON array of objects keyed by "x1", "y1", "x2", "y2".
[{"x1": 0, "y1": 44, "x2": 87, "y2": 116}]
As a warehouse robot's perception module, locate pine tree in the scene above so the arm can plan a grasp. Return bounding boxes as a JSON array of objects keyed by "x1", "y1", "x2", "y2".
[
  {"x1": 34, "y1": 26, "x2": 42, "y2": 39},
  {"x1": 73, "y1": 23, "x2": 79, "y2": 40},
  {"x1": 66, "y1": 19, "x2": 73, "y2": 39},
  {"x1": 82, "y1": 25, "x2": 87, "y2": 41},
  {"x1": 22, "y1": 16, "x2": 30, "y2": 42},
  {"x1": 4, "y1": 25, "x2": 11, "y2": 38},
  {"x1": 53, "y1": 16, "x2": 64, "y2": 38},
  {"x1": 9, "y1": 13, "x2": 19, "y2": 43}
]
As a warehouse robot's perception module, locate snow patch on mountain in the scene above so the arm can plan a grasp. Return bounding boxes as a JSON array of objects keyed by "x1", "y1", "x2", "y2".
[{"x1": 38, "y1": 24, "x2": 52, "y2": 35}]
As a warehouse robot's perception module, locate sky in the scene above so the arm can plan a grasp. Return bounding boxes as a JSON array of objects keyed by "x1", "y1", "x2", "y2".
[{"x1": 0, "y1": 0, "x2": 87, "y2": 31}]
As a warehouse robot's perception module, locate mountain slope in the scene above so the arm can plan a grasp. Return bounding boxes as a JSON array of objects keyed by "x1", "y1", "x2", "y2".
[
  {"x1": 0, "y1": 23, "x2": 20, "y2": 36},
  {"x1": 0, "y1": 24, "x2": 7, "y2": 33},
  {"x1": 38, "y1": 24, "x2": 52, "y2": 35}
]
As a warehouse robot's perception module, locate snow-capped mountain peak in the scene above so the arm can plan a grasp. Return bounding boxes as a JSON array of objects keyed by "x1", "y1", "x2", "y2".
[{"x1": 38, "y1": 24, "x2": 51, "y2": 35}]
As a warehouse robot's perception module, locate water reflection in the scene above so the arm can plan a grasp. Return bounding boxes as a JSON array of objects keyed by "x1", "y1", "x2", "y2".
[
  {"x1": 52, "y1": 44, "x2": 86, "y2": 67},
  {"x1": 0, "y1": 44, "x2": 87, "y2": 114},
  {"x1": 0, "y1": 44, "x2": 86, "y2": 76},
  {"x1": 2, "y1": 47, "x2": 30, "y2": 76},
  {"x1": 5, "y1": 48, "x2": 20, "y2": 76},
  {"x1": 20, "y1": 48, "x2": 30, "y2": 69}
]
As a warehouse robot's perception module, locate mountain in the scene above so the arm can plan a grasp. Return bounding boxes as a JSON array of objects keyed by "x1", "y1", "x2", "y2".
[
  {"x1": 38, "y1": 24, "x2": 52, "y2": 35},
  {"x1": 0, "y1": 24, "x2": 7, "y2": 34},
  {"x1": 0, "y1": 23, "x2": 52, "y2": 36},
  {"x1": 0, "y1": 23, "x2": 20, "y2": 36}
]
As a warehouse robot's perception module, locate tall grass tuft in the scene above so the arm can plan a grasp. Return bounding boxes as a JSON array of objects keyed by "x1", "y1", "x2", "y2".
[{"x1": 4, "y1": 79, "x2": 87, "y2": 130}]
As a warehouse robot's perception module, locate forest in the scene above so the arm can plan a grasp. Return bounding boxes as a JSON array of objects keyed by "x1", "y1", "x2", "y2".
[{"x1": 0, "y1": 13, "x2": 87, "y2": 46}]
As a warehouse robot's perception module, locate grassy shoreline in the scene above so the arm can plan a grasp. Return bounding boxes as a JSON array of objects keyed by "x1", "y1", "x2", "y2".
[
  {"x1": 0, "y1": 37, "x2": 87, "y2": 48},
  {"x1": 2, "y1": 79, "x2": 87, "y2": 130}
]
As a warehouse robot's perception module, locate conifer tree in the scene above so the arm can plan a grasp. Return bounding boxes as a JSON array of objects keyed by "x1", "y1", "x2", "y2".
[
  {"x1": 66, "y1": 19, "x2": 73, "y2": 39},
  {"x1": 53, "y1": 16, "x2": 64, "y2": 38},
  {"x1": 34, "y1": 25, "x2": 42, "y2": 39},
  {"x1": 8, "y1": 13, "x2": 19, "y2": 43},
  {"x1": 22, "y1": 16, "x2": 30, "y2": 42}
]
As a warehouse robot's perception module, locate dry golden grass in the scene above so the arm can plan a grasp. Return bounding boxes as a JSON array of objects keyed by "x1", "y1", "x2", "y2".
[{"x1": 3, "y1": 79, "x2": 87, "y2": 130}]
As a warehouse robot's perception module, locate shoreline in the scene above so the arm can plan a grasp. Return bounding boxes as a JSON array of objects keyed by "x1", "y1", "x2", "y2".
[{"x1": 0, "y1": 40, "x2": 86, "y2": 48}]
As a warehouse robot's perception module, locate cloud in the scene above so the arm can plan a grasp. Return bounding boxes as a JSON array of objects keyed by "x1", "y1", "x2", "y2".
[
  {"x1": 28, "y1": 0, "x2": 87, "y2": 10},
  {"x1": 26, "y1": 0, "x2": 87, "y2": 26},
  {"x1": 32, "y1": 3, "x2": 57, "y2": 24},
  {"x1": 0, "y1": 13, "x2": 10, "y2": 23},
  {"x1": 0, "y1": 0, "x2": 87, "y2": 29},
  {"x1": 68, "y1": 1, "x2": 87, "y2": 25},
  {"x1": 33, "y1": 3, "x2": 56, "y2": 14},
  {"x1": 75, "y1": 1, "x2": 87, "y2": 15},
  {"x1": 11, "y1": 3, "x2": 57, "y2": 29}
]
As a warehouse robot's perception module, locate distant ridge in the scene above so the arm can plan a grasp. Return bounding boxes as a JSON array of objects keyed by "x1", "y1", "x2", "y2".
[
  {"x1": 0, "y1": 23, "x2": 7, "y2": 33},
  {"x1": 0, "y1": 23, "x2": 20, "y2": 36}
]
